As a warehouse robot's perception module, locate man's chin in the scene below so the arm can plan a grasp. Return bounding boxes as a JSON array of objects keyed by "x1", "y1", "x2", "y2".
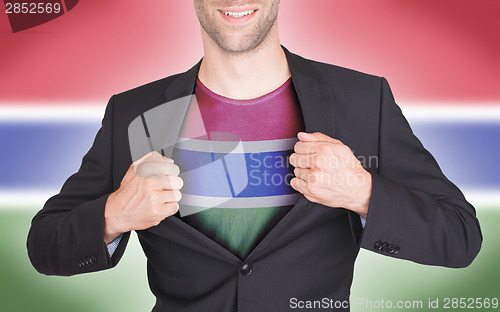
[{"x1": 215, "y1": 36, "x2": 267, "y2": 55}]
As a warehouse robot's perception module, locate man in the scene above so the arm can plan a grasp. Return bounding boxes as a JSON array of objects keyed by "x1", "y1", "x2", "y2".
[{"x1": 27, "y1": 1, "x2": 482, "y2": 311}]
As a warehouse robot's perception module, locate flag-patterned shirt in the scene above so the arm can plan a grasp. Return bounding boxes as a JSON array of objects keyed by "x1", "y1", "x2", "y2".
[{"x1": 174, "y1": 77, "x2": 305, "y2": 259}]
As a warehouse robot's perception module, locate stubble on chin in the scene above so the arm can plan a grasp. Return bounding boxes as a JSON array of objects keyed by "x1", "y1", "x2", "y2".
[{"x1": 195, "y1": 1, "x2": 280, "y2": 55}]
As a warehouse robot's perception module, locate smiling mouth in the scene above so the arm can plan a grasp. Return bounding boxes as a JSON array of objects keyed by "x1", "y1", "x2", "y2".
[{"x1": 219, "y1": 9, "x2": 257, "y2": 18}]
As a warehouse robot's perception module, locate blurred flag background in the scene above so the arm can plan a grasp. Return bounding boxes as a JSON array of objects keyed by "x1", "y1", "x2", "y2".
[{"x1": 1, "y1": 1, "x2": 498, "y2": 311}]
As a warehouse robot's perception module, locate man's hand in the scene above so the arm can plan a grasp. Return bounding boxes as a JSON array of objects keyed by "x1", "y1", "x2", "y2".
[
  {"x1": 289, "y1": 132, "x2": 371, "y2": 219},
  {"x1": 104, "y1": 151, "x2": 183, "y2": 244}
]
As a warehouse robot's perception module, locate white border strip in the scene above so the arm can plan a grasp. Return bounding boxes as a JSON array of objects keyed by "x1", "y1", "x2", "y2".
[
  {"x1": 401, "y1": 104, "x2": 500, "y2": 122},
  {"x1": 0, "y1": 104, "x2": 104, "y2": 122},
  {"x1": 1, "y1": 103, "x2": 500, "y2": 123},
  {"x1": 463, "y1": 190, "x2": 500, "y2": 208},
  {"x1": 0, "y1": 190, "x2": 497, "y2": 210},
  {"x1": 0, "y1": 190, "x2": 56, "y2": 207}
]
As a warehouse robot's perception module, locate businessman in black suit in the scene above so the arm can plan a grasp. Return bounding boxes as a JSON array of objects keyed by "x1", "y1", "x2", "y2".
[{"x1": 27, "y1": 1, "x2": 482, "y2": 311}]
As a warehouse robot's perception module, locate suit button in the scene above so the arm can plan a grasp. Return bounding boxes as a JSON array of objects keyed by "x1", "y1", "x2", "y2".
[
  {"x1": 89, "y1": 256, "x2": 97, "y2": 265},
  {"x1": 79, "y1": 259, "x2": 87, "y2": 267},
  {"x1": 240, "y1": 263, "x2": 253, "y2": 276},
  {"x1": 387, "y1": 244, "x2": 395, "y2": 254},
  {"x1": 381, "y1": 242, "x2": 388, "y2": 252},
  {"x1": 374, "y1": 241, "x2": 383, "y2": 250},
  {"x1": 393, "y1": 245, "x2": 400, "y2": 254}
]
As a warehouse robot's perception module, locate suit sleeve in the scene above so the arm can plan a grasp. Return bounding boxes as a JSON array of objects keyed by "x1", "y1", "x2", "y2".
[
  {"x1": 357, "y1": 77, "x2": 482, "y2": 268},
  {"x1": 27, "y1": 96, "x2": 130, "y2": 276}
]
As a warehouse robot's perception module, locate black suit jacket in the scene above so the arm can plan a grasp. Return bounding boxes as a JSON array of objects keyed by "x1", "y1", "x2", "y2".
[{"x1": 27, "y1": 46, "x2": 482, "y2": 311}]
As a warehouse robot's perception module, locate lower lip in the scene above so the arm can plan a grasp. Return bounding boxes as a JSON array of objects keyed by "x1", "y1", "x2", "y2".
[{"x1": 218, "y1": 10, "x2": 258, "y2": 24}]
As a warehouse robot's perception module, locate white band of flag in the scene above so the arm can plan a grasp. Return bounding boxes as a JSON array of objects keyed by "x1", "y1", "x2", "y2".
[
  {"x1": 0, "y1": 190, "x2": 497, "y2": 210},
  {"x1": 2, "y1": 103, "x2": 500, "y2": 122},
  {"x1": 176, "y1": 137, "x2": 298, "y2": 154},
  {"x1": 180, "y1": 193, "x2": 301, "y2": 209}
]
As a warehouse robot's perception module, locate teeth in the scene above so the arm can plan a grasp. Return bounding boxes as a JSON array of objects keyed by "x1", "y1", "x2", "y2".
[{"x1": 222, "y1": 10, "x2": 255, "y2": 18}]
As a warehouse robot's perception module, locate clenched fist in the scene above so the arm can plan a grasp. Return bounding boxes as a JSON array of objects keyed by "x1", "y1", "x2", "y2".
[
  {"x1": 289, "y1": 132, "x2": 372, "y2": 219},
  {"x1": 104, "y1": 151, "x2": 183, "y2": 244}
]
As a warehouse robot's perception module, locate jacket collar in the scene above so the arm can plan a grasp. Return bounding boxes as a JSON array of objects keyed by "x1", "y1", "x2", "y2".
[
  {"x1": 283, "y1": 46, "x2": 336, "y2": 137},
  {"x1": 163, "y1": 45, "x2": 336, "y2": 138}
]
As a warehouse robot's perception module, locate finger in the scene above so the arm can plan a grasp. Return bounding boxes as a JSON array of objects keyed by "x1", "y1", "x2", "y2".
[
  {"x1": 295, "y1": 167, "x2": 325, "y2": 186},
  {"x1": 135, "y1": 162, "x2": 165, "y2": 178},
  {"x1": 289, "y1": 153, "x2": 315, "y2": 168},
  {"x1": 136, "y1": 162, "x2": 180, "y2": 178},
  {"x1": 161, "y1": 176, "x2": 184, "y2": 190},
  {"x1": 165, "y1": 163, "x2": 180, "y2": 176},
  {"x1": 133, "y1": 151, "x2": 162, "y2": 166},
  {"x1": 134, "y1": 151, "x2": 174, "y2": 168},
  {"x1": 158, "y1": 190, "x2": 182, "y2": 203},
  {"x1": 162, "y1": 202, "x2": 180, "y2": 217},
  {"x1": 293, "y1": 141, "x2": 325, "y2": 154},
  {"x1": 293, "y1": 167, "x2": 310, "y2": 181},
  {"x1": 290, "y1": 177, "x2": 317, "y2": 200},
  {"x1": 147, "y1": 176, "x2": 183, "y2": 191},
  {"x1": 295, "y1": 138, "x2": 347, "y2": 155},
  {"x1": 297, "y1": 132, "x2": 342, "y2": 144},
  {"x1": 290, "y1": 177, "x2": 311, "y2": 197},
  {"x1": 141, "y1": 155, "x2": 174, "y2": 165},
  {"x1": 290, "y1": 176, "x2": 305, "y2": 192},
  {"x1": 125, "y1": 152, "x2": 160, "y2": 183}
]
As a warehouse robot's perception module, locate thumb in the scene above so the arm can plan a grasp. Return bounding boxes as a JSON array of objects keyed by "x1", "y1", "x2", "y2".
[
  {"x1": 134, "y1": 151, "x2": 172, "y2": 167},
  {"x1": 133, "y1": 151, "x2": 159, "y2": 166},
  {"x1": 297, "y1": 132, "x2": 340, "y2": 143},
  {"x1": 120, "y1": 152, "x2": 163, "y2": 185},
  {"x1": 128, "y1": 151, "x2": 173, "y2": 178}
]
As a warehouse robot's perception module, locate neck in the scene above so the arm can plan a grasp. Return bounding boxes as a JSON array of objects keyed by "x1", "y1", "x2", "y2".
[{"x1": 198, "y1": 25, "x2": 291, "y2": 100}]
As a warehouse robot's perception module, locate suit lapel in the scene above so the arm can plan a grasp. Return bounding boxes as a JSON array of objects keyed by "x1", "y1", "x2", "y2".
[
  {"x1": 283, "y1": 46, "x2": 336, "y2": 137},
  {"x1": 163, "y1": 60, "x2": 201, "y2": 102}
]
